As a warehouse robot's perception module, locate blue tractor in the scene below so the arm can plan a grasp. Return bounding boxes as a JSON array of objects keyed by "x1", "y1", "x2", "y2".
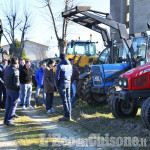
[
  {"x1": 62, "y1": 6, "x2": 150, "y2": 106},
  {"x1": 62, "y1": 6, "x2": 126, "y2": 100}
]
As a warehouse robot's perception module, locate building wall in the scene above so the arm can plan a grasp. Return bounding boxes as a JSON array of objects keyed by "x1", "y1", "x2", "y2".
[
  {"x1": 129, "y1": 0, "x2": 150, "y2": 34},
  {"x1": 2, "y1": 41, "x2": 49, "y2": 60},
  {"x1": 24, "y1": 41, "x2": 48, "y2": 60},
  {"x1": 110, "y1": 0, "x2": 128, "y2": 42},
  {"x1": 110, "y1": 0, "x2": 150, "y2": 36}
]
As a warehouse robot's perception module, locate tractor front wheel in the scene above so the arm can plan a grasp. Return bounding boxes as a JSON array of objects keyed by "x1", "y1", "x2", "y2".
[
  {"x1": 107, "y1": 79, "x2": 120, "y2": 107},
  {"x1": 141, "y1": 97, "x2": 150, "y2": 128},
  {"x1": 84, "y1": 79, "x2": 106, "y2": 106},
  {"x1": 111, "y1": 95, "x2": 138, "y2": 118}
]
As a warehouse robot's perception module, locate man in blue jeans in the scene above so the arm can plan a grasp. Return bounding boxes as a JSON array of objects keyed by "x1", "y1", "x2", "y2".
[
  {"x1": 68, "y1": 58, "x2": 80, "y2": 108},
  {"x1": 34, "y1": 61, "x2": 46, "y2": 107},
  {"x1": 4, "y1": 57, "x2": 20, "y2": 126},
  {"x1": 19, "y1": 61, "x2": 33, "y2": 109},
  {"x1": 56, "y1": 53, "x2": 72, "y2": 121}
]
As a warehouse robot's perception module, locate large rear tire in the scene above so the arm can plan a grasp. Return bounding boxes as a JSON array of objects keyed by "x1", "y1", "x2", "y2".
[
  {"x1": 77, "y1": 78, "x2": 88, "y2": 100},
  {"x1": 141, "y1": 97, "x2": 150, "y2": 128},
  {"x1": 111, "y1": 95, "x2": 138, "y2": 118},
  {"x1": 84, "y1": 79, "x2": 106, "y2": 106}
]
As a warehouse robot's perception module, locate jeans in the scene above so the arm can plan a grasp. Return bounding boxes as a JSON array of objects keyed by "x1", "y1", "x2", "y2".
[
  {"x1": 35, "y1": 85, "x2": 46, "y2": 104},
  {"x1": 71, "y1": 81, "x2": 77, "y2": 106},
  {"x1": 58, "y1": 83, "x2": 71, "y2": 118},
  {"x1": 46, "y1": 93, "x2": 54, "y2": 111},
  {"x1": 0, "y1": 84, "x2": 6, "y2": 109},
  {"x1": 22, "y1": 84, "x2": 32, "y2": 106},
  {"x1": 19, "y1": 84, "x2": 24, "y2": 105},
  {"x1": 4, "y1": 90, "x2": 19, "y2": 124}
]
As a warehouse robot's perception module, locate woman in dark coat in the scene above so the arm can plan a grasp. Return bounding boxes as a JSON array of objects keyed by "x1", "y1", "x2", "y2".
[{"x1": 43, "y1": 59, "x2": 55, "y2": 114}]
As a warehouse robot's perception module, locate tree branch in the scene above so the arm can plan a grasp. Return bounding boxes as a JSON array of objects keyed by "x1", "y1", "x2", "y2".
[
  {"x1": 3, "y1": 33, "x2": 11, "y2": 45},
  {"x1": 46, "y1": 0, "x2": 59, "y2": 41}
]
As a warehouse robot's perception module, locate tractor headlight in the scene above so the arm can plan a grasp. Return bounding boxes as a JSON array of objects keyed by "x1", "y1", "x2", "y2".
[
  {"x1": 123, "y1": 81, "x2": 127, "y2": 87},
  {"x1": 119, "y1": 77, "x2": 128, "y2": 88},
  {"x1": 94, "y1": 76, "x2": 101, "y2": 81},
  {"x1": 119, "y1": 80, "x2": 122, "y2": 86},
  {"x1": 93, "y1": 76, "x2": 101, "y2": 85}
]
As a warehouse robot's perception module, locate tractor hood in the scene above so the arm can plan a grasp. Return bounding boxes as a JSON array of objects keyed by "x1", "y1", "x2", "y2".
[{"x1": 120, "y1": 62, "x2": 150, "y2": 79}]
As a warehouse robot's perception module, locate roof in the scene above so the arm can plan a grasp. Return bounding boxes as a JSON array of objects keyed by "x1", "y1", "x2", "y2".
[
  {"x1": 25, "y1": 40, "x2": 49, "y2": 48},
  {"x1": 2, "y1": 40, "x2": 49, "y2": 48}
]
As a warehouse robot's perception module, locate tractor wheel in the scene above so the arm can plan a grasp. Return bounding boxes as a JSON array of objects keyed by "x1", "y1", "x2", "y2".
[
  {"x1": 84, "y1": 79, "x2": 106, "y2": 106},
  {"x1": 141, "y1": 97, "x2": 150, "y2": 128},
  {"x1": 111, "y1": 95, "x2": 138, "y2": 118},
  {"x1": 107, "y1": 79, "x2": 121, "y2": 107},
  {"x1": 77, "y1": 78, "x2": 89, "y2": 100}
]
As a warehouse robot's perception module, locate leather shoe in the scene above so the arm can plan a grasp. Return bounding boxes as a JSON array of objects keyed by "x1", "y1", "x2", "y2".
[{"x1": 58, "y1": 117, "x2": 71, "y2": 121}]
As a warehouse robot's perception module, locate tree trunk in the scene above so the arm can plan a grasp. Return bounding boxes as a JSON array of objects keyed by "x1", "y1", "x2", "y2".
[{"x1": 58, "y1": 38, "x2": 65, "y2": 53}]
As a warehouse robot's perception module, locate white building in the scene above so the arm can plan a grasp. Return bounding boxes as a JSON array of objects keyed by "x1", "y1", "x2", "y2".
[{"x1": 2, "y1": 40, "x2": 49, "y2": 60}]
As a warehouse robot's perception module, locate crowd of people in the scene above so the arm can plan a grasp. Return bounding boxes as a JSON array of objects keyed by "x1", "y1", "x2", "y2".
[{"x1": 0, "y1": 52, "x2": 80, "y2": 126}]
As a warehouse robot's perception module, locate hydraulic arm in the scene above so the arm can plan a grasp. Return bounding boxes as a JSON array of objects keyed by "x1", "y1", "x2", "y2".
[{"x1": 62, "y1": 6, "x2": 134, "y2": 67}]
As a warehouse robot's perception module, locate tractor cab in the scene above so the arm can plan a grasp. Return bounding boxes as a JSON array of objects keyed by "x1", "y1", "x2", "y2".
[
  {"x1": 114, "y1": 32, "x2": 150, "y2": 66},
  {"x1": 66, "y1": 41, "x2": 97, "y2": 56},
  {"x1": 131, "y1": 32, "x2": 150, "y2": 65}
]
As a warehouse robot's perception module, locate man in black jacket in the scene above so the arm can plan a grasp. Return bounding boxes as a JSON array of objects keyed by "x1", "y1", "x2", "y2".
[
  {"x1": 4, "y1": 57, "x2": 20, "y2": 126},
  {"x1": 19, "y1": 58, "x2": 25, "y2": 106},
  {"x1": 0, "y1": 59, "x2": 7, "y2": 109},
  {"x1": 20, "y1": 60, "x2": 33, "y2": 109}
]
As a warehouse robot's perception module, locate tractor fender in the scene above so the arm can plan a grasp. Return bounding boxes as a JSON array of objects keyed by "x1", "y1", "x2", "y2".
[{"x1": 79, "y1": 72, "x2": 90, "y2": 80}]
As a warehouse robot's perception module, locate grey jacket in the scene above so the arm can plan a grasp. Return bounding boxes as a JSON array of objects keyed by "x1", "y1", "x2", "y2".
[{"x1": 5, "y1": 65, "x2": 20, "y2": 92}]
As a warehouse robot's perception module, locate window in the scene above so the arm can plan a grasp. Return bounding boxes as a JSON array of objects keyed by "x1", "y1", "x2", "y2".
[
  {"x1": 89, "y1": 43, "x2": 96, "y2": 55},
  {"x1": 66, "y1": 43, "x2": 74, "y2": 55},
  {"x1": 98, "y1": 48, "x2": 110, "y2": 64},
  {"x1": 74, "y1": 43, "x2": 86, "y2": 55},
  {"x1": 132, "y1": 37, "x2": 147, "y2": 59},
  {"x1": 66, "y1": 42, "x2": 96, "y2": 55}
]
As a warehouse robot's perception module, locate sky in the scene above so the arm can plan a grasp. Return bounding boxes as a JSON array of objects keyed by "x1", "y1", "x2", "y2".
[{"x1": 0, "y1": 0, "x2": 110, "y2": 57}]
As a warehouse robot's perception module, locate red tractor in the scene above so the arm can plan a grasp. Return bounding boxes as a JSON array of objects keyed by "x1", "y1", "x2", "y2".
[{"x1": 110, "y1": 62, "x2": 150, "y2": 128}]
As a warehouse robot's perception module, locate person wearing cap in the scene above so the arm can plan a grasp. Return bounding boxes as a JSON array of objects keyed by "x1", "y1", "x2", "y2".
[
  {"x1": 55, "y1": 52, "x2": 72, "y2": 121},
  {"x1": 68, "y1": 58, "x2": 80, "y2": 108}
]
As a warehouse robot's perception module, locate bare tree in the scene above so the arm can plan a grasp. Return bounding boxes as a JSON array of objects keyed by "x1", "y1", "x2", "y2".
[
  {"x1": 43, "y1": 0, "x2": 79, "y2": 53},
  {"x1": 2, "y1": 0, "x2": 31, "y2": 59}
]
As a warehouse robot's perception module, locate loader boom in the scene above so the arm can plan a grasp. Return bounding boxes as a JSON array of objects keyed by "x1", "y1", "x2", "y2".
[{"x1": 62, "y1": 6, "x2": 134, "y2": 67}]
